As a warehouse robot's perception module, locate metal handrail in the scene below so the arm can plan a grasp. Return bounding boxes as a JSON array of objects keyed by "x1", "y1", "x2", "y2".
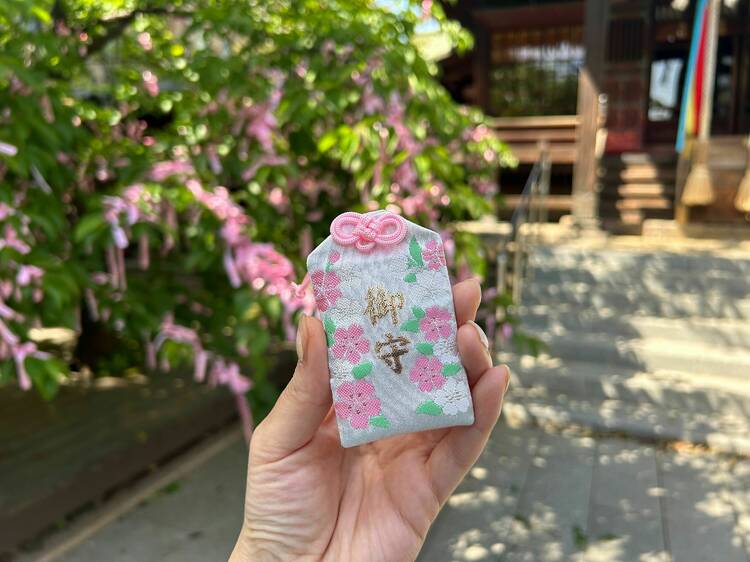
[{"x1": 498, "y1": 143, "x2": 550, "y2": 306}]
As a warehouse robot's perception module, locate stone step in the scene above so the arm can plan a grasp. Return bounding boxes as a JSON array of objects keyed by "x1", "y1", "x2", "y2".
[
  {"x1": 504, "y1": 354, "x2": 750, "y2": 418},
  {"x1": 521, "y1": 290, "x2": 750, "y2": 320},
  {"x1": 521, "y1": 312, "x2": 750, "y2": 348},
  {"x1": 530, "y1": 331, "x2": 750, "y2": 378},
  {"x1": 502, "y1": 387, "x2": 750, "y2": 457},
  {"x1": 529, "y1": 246, "x2": 750, "y2": 276},
  {"x1": 527, "y1": 265, "x2": 750, "y2": 294}
]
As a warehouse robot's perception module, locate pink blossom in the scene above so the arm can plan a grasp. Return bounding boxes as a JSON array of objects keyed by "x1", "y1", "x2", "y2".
[
  {"x1": 334, "y1": 379, "x2": 381, "y2": 429},
  {"x1": 393, "y1": 161, "x2": 418, "y2": 192},
  {"x1": 206, "y1": 144, "x2": 223, "y2": 174},
  {"x1": 0, "y1": 225, "x2": 30, "y2": 254},
  {"x1": 409, "y1": 356, "x2": 445, "y2": 392},
  {"x1": 142, "y1": 70, "x2": 159, "y2": 97},
  {"x1": 154, "y1": 316, "x2": 207, "y2": 383},
  {"x1": 0, "y1": 141, "x2": 18, "y2": 157},
  {"x1": 501, "y1": 322, "x2": 514, "y2": 341},
  {"x1": 209, "y1": 358, "x2": 252, "y2": 395},
  {"x1": 16, "y1": 265, "x2": 43, "y2": 286},
  {"x1": 310, "y1": 270, "x2": 342, "y2": 312},
  {"x1": 149, "y1": 160, "x2": 195, "y2": 181},
  {"x1": 0, "y1": 298, "x2": 22, "y2": 321},
  {"x1": 332, "y1": 324, "x2": 370, "y2": 364},
  {"x1": 421, "y1": 0, "x2": 433, "y2": 19},
  {"x1": 421, "y1": 239, "x2": 446, "y2": 271},
  {"x1": 0, "y1": 202, "x2": 15, "y2": 220},
  {"x1": 419, "y1": 306, "x2": 453, "y2": 342},
  {"x1": 268, "y1": 187, "x2": 288, "y2": 210},
  {"x1": 137, "y1": 32, "x2": 153, "y2": 51},
  {"x1": 234, "y1": 242, "x2": 295, "y2": 294}
]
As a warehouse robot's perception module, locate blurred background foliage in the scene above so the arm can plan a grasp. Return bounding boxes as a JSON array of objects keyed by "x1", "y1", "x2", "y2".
[{"x1": 0, "y1": 0, "x2": 512, "y2": 410}]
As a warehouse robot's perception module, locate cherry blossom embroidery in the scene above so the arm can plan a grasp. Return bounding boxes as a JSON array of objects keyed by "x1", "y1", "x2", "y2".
[
  {"x1": 433, "y1": 378, "x2": 471, "y2": 415},
  {"x1": 409, "y1": 355, "x2": 446, "y2": 392},
  {"x1": 421, "y1": 239, "x2": 446, "y2": 271},
  {"x1": 311, "y1": 269, "x2": 342, "y2": 312},
  {"x1": 419, "y1": 306, "x2": 452, "y2": 342},
  {"x1": 334, "y1": 380, "x2": 383, "y2": 430},
  {"x1": 331, "y1": 323, "x2": 370, "y2": 364}
]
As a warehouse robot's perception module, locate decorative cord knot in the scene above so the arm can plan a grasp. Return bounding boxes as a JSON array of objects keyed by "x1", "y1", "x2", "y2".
[{"x1": 331, "y1": 211, "x2": 407, "y2": 253}]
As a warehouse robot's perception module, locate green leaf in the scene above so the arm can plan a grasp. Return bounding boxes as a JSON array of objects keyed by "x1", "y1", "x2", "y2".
[
  {"x1": 74, "y1": 214, "x2": 106, "y2": 243},
  {"x1": 400, "y1": 319, "x2": 420, "y2": 332},
  {"x1": 31, "y1": 6, "x2": 52, "y2": 24},
  {"x1": 317, "y1": 131, "x2": 337, "y2": 153},
  {"x1": 416, "y1": 400, "x2": 443, "y2": 416},
  {"x1": 403, "y1": 272, "x2": 417, "y2": 283},
  {"x1": 416, "y1": 343, "x2": 434, "y2": 355},
  {"x1": 324, "y1": 316, "x2": 336, "y2": 347},
  {"x1": 409, "y1": 236, "x2": 424, "y2": 267},
  {"x1": 412, "y1": 307, "x2": 425, "y2": 318},
  {"x1": 442, "y1": 363, "x2": 461, "y2": 376},
  {"x1": 352, "y1": 362, "x2": 373, "y2": 379},
  {"x1": 370, "y1": 415, "x2": 390, "y2": 428}
]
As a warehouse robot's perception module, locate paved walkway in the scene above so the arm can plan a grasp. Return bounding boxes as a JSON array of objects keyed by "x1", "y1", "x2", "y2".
[{"x1": 44, "y1": 422, "x2": 749, "y2": 562}]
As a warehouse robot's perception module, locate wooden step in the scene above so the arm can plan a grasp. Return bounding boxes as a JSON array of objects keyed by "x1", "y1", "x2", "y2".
[
  {"x1": 599, "y1": 183, "x2": 675, "y2": 199},
  {"x1": 600, "y1": 165, "x2": 677, "y2": 182},
  {"x1": 615, "y1": 198, "x2": 672, "y2": 211},
  {"x1": 502, "y1": 194, "x2": 573, "y2": 212}
]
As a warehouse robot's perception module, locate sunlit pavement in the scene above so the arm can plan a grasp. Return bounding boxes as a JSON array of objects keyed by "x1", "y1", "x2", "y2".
[{"x1": 44, "y1": 421, "x2": 748, "y2": 562}]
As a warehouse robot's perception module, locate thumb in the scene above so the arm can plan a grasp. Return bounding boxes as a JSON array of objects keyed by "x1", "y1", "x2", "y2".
[{"x1": 251, "y1": 315, "x2": 332, "y2": 460}]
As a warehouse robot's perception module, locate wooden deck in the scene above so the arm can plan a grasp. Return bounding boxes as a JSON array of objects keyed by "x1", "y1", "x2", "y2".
[{"x1": 0, "y1": 372, "x2": 238, "y2": 556}]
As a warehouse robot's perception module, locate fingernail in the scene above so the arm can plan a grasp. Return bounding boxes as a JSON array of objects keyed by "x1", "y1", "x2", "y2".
[
  {"x1": 296, "y1": 315, "x2": 308, "y2": 364},
  {"x1": 467, "y1": 320, "x2": 490, "y2": 350},
  {"x1": 502, "y1": 365, "x2": 511, "y2": 393}
]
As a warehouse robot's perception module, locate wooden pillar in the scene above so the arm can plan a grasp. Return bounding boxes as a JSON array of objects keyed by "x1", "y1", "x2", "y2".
[{"x1": 572, "y1": 0, "x2": 608, "y2": 231}]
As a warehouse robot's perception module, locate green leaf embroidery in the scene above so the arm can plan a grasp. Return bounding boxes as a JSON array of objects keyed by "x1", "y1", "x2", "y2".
[
  {"x1": 416, "y1": 400, "x2": 443, "y2": 416},
  {"x1": 370, "y1": 415, "x2": 390, "y2": 428},
  {"x1": 409, "y1": 236, "x2": 424, "y2": 267},
  {"x1": 416, "y1": 343, "x2": 434, "y2": 355},
  {"x1": 325, "y1": 262, "x2": 333, "y2": 272},
  {"x1": 442, "y1": 363, "x2": 461, "y2": 376},
  {"x1": 412, "y1": 306, "x2": 425, "y2": 318},
  {"x1": 352, "y1": 362, "x2": 373, "y2": 379},
  {"x1": 324, "y1": 317, "x2": 336, "y2": 347},
  {"x1": 403, "y1": 272, "x2": 417, "y2": 283},
  {"x1": 407, "y1": 257, "x2": 418, "y2": 268},
  {"x1": 400, "y1": 319, "x2": 420, "y2": 332}
]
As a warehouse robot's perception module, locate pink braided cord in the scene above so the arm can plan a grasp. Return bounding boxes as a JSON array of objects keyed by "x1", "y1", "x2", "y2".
[{"x1": 330, "y1": 211, "x2": 407, "y2": 253}]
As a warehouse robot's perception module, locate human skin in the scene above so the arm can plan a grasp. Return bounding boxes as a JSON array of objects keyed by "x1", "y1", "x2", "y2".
[{"x1": 230, "y1": 279, "x2": 509, "y2": 562}]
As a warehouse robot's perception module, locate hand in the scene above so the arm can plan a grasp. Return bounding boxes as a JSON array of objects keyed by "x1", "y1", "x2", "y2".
[{"x1": 230, "y1": 279, "x2": 510, "y2": 562}]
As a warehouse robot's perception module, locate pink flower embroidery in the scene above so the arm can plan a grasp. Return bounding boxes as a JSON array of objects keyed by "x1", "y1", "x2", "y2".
[
  {"x1": 311, "y1": 270, "x2": 342, "y2": 312},
  {"x1": 419, "y1": 306, "x2": 453, "y2": 342},
  {"x1": 334, "y1": 380, "x2": 381, "y2": 429},
  {"x1": 332, "y1": 324, "x2": 370, "y2": 364},
  {"x1": 409, "y1": 356, "x2": 445, "y2": 392},
  {"x1": 422, "y1": 239, "x2": 446, "y2": 271}
]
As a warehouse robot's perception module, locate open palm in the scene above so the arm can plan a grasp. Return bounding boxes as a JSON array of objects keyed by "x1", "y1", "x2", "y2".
[{"x1": 230, "y1": 280, "x2": 509, "y2": 562}]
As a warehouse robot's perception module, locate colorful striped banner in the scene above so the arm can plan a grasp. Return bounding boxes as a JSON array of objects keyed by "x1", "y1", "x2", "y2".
[{"x1": 675, "y1": 0, "x2": 710, "y2": 152}]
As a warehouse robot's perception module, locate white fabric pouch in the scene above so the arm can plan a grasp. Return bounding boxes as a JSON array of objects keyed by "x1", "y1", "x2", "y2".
[{"x1": 307, "y1": 210, "x2": 474, "y2": 448}]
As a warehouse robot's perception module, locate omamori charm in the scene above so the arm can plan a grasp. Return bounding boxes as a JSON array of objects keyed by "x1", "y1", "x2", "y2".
[{"x1": 307, "y1": 210, "x2": 474, "y2": 448}]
